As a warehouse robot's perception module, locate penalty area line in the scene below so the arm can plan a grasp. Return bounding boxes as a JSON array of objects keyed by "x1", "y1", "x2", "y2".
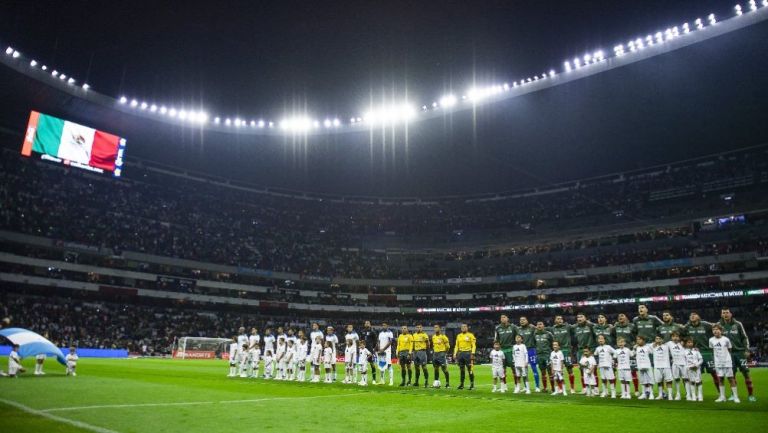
[{"x1": 0, "y1": 398, "x2": 121, "y2": 433}]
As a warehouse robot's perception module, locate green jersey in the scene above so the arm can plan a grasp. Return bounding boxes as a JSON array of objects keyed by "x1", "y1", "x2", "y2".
[
  {"x1": 494, "y1": 323, "x2": 518, "y2": 349},
  {"x1": 718, "y1": 319, "x2": 750, "y2": 351},
  {"x1": 593, "y1": 323, "x2": 615, "y2": 347},
  {"x1": 534, "y1": 330, "x2": 554, "y2": 356},
  {"x1": 657, "y1": 322, "x2": 686, "y2": 342},
  {"x1": 614, "y1": 322, "x2": 636, "y2": 346},
  {"x1": 573, "y1": 322, "x2": 596, "y2": 350},
  {"x1": 517, "y1": 324, "x2": 536, "y2": 348},
  {"x1": 547, "y1": 324, "x2": 573, "y2": 351},
  {"x1": 633, "y1": 314, "x2": 662, "y2": 341},
  {"x1": 685, "y1": 321, "x2": 713, "y2": 351}
]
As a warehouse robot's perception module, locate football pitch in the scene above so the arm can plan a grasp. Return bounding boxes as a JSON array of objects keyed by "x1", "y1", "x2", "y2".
[{"x1": 1, "y1": 357, "x2": 766, "y2": 433}]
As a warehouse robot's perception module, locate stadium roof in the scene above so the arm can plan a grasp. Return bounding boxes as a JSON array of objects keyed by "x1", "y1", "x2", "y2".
[{"x1": 1, "y1": 1, "x2": 768, "y2": 196}]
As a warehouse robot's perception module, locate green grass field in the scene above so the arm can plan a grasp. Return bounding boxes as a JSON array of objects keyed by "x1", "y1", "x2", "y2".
[{"x1": 1, "y1": 357, "x2": 765, "y2": 433}]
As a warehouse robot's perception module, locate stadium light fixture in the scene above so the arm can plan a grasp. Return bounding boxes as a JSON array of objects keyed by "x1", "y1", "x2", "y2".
[
  {"x1": 735, "y1": 4, "x2": 743, "y2": 16},
  {"x1": 439, "y1": 94, "x2": 457, "y2": 108},
  {"x1": 268, "y1": 121, "x2": 274, "y2": 128},
  {"x1": 160, "y1": 106, "x2": 168, "y2": 115},
  {"x1": 225, "y1": 118, "x2": 231, "y2": 126},
  {"x1": 708, "y1": 13, "x2": 717, "y2": 25},
  {"x1": 695, "y1": 18, "x2": 704, "y2": 29},
  {"x1": 140, "y1": 102, "x2": 148, "y2": 110},
  {"x1": 41, "y1": 65, "x2": 47, "y2": 71},
  {"x1": 119, "y1": 96, "x2": 127, "y2": 104},
  {"x1": 67, "y1": 77, "x2": 75, "y2": 85},
  {"x1": 333, "y1": 118, "x2": 340, "y2": 127},
  {"x1": 59, "y1": 74, "x2": 66, "y2": 81},
  {"x1": 51, "y1": 70, "x2": 58, "y2": 77},
  {"x1": 82, "y1": 83, "x2": 89, "y2": 90},
  {"x1": 749, "y1": 0, "x2": 757, "y2": 11},
  {"x1": 29, "y1": 60, "x2": 37, "y2": 67},
  {"x1": 682, "y1": 22, "x2": 690, "y2": 34},
  {"x1": 4, "y1": 47, "x2": 12, "y2": 55},
  {"x1": 258, "y1": 120, "x2": 265, "y2": 128},
  {"x1": 168, "y1": 108, "x2": 177, "y2": 117},
  {"x1": 178, "y1": 109, "x2": 187, "y2": 119},
  {"x1": 130, "y1": 99, "x2": 138, "y2": 107},
  {"x1": 150, "y1": 104, "x2": 157, "y2": 112},
  {"x1": 323, "y1": 119, "x2": 332, "y2": 128},
  {"x1": 214, "y1": 117, "x2": 220, "y2": 124},
  {"x1": 12, "y1": 50, "x2": 20, "y2": 58},
  {"x1": 564, "y1": 60, "x2": 572, "y2": 72}
]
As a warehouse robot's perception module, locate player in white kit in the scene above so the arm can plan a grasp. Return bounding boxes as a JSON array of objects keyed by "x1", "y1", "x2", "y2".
[
  {"x1": 238, "y1": 343, "x2": 250, "y2": 378},
  {"x1": 549, "y1": 341, "x2": 567, "y2": 396},
  {"x1": 275, "y1": 337, "x2": 287, "y2": 380},
  {"x1": 489, "y1": 342, "x2": 505, "y2": 393},
  {"x1": 684, "y1": 338, "x2": 704, "y2": 401},
  {"x1": 248, "y1": 328, "x2": 261, "y2": 378},
  {"x1": 634, "y1": 335, "x2": 655, "y2": 399},
  {"x1": 357, "y1": 341, "x2": 372, "y2": 386},
  {"x1": 262, "y1": 328, "x2": 276, "y2": 378},
  {"x1": 710, "y1": 324, "x2": 740, "y2": 403},
  {"x1": 310, "y1": 336, "x2": 323, "y2": 382},
  {"x1": 668, "y1": 331, "x2": 688, "y2": 400},
  {"x1": 579, "y1": 348, "x2": 597, "y2": 397},
  {"x1": 285, "y1": 340, "x2": 296, "y2": 380},
  {"x1": 594, "y1": 335, "x2": 616, "y2": 398},
  {"x1": 344, "y1": 338, "x2": 357, "y2": 384},
  {"x1": 295, "y1": 335, "x2": 309, "y2": 381},
  {"x1": 65, "y1": 346, "x2": 78, "y2": 376},
  {"x1": 325, "y1": 327, "x2": 340, "y2": 382},
  {"x1": 512, "y1": 335, "x2": 530, "y2": 394},
  {"x1": 377, "y1": 323, "x2": 395, "y2": 385},
  {"x1": 8, "y1": 344, "x2": 24, "y2": 377},
  {"x1": 652, "y1": 335, "x2": 673, "y2": 400},
  {"x1": 228, "y1": 336, "x2": 240, "y2": 377},
  {"x1": 614, "y1": 337, "x2": 634, "y2": 399},
  {"x1": 309, "y1": 323, "x2": 324, "y2": 379}
]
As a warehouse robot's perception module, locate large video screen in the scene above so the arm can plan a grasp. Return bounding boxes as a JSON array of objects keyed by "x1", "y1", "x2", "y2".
[{"x1": 21, "y1": 111, "x2": 126, "y2": 177}]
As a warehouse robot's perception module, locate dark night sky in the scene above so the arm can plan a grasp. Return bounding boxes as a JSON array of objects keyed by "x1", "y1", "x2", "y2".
[{"x1": 1, "y1": 0, "x2": 767, "y2": 196}]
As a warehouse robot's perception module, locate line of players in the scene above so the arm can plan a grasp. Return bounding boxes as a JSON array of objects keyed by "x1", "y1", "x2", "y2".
[
  {"x1": 490, "y1": 306, "x2": 755, "y2": 403},
  {"x1": 225, "y1": 305, "x2": 755, "y2": 403},
  {"x1": 227, "y1": 320, "x2": 477, "y2": 388}
]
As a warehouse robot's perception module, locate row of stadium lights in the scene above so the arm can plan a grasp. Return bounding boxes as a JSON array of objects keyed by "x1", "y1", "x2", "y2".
[{"x1": 5, "y1": 2, "x2": 766, "y2": 133}]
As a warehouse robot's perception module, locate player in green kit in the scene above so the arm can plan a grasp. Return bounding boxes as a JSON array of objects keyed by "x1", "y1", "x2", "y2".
[
  {"x1": 534, "y1": 321, "x2": 554, "y2": 392},
  {"x1": 719, "y1": 308, "x2": 756, "y2": 402},
  {"x1": 573, "y1": 313, "x2": 597, "y2": 394},
  {"x1": 593, "y1": 314, "x2": 615, "y2": 346},
  {"x1": 517, "y1": 316, "x2": 540, "y2": 391},
  {"x1": 685, "y1": 312, "x2": 719, "y2": 393},
  {"x1": 494, "y1": 314, "x2": 518, "y2": 393},
  {"x1": 658, "y1": 310, "x2": 686, "y2": 342},
  {"x1": 548, "y1": 315, "x2": 575, "y2": 393},
  {"x1": 633, "y1": 304, "x2": 662, "y2": 342}
]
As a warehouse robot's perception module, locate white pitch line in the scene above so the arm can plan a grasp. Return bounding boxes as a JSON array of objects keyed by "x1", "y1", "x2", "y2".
[
  {"x1": 0, "y1": 398, "x2": 121, "y2": 433},
  {"x1": 41, "y1": 390, "x2": 389, "y2": 413}
]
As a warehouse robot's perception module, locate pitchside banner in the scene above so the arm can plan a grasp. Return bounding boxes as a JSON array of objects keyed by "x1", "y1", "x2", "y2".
[{"x1": 21, "y1": 110, "x2": 127, "y2": 177}]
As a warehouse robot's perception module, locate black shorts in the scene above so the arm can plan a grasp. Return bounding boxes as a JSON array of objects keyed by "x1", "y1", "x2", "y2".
[
  {"x1": 433, "y1": 352, "x2": 447, "y2": 366},
  {"x1": 457, "y1": 351, "x2": 472, "y2": 367},
  {"x1": 413, "y1": 350, "x2": 428, "y2": 365},
  {"x1": 398, "y1": 351, "x2": 411, "y2": 365}
]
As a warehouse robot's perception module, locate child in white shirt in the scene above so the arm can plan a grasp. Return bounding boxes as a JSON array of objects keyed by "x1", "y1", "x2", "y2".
[
  {"x1": 263, "y1": 350, "x2": 274, "y2": 380},
  {"x1": 594, "y1": 335, "x2": 616, "y2": 398},
  {"x1": 489, "y1": 342, "x2": 505, "y2": 393},
  {"x1": 549, "y1": 342, "x2": 567, "y2": 396},
  {"x1": 579, "y1": 348, "x2": 597, "y2": 397},
  {"x1": 66, "y1": 346, "x2": 79, "y2": 376},
  {"x1": 357, "y1": 341, "x2": 372, "y2": 386},
  {"x1": 512, "y1": 335, "x2": 530, "y2": 394},
  {"x1": 634, "y1": 336, "x2": 655, "y2": 400},
  {"x1": 323, "y1": 341, "x2": 334, "y2": 383},
  {"x1": 614, "y1": 337, "x2": 633, "y2": 399},
  {"x1": 684, "y1": 338, "x2": 704, "y2": 401}
]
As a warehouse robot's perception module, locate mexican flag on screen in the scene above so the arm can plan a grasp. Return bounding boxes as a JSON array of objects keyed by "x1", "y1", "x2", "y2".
[{"x1": 22, "y1": 111, "x2": 121, "y2": 171}]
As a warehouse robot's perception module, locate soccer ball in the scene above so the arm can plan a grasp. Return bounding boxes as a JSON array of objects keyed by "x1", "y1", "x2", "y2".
[{"x1": 433, "y1": 379, "x2": 441, "y2": 388}]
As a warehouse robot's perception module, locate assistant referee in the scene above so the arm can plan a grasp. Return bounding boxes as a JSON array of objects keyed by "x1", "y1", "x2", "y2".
[{"x1": 453, "y1": 323, "x2": 476, "y2": 390}]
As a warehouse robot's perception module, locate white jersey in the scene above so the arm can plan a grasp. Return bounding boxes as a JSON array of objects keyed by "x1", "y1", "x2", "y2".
[
  {"x1": 263, "y1": 335, "x2": 276, "y2": 355},
  {"x1": 614, "y1": 347, "x2": 632, "y2": 370},
  {"x1": 512, "y1": 343, "x2": 528, "y2": 367},
  {"x1": 295, "y1": 341, "x2": 308, "y2": 362},
  {"x1": 325, "y1": 334, "x2": 339, "y2": 353},
  {"x1": 310, "y1": 344, "x2": 323, "y2": 365},
  {"x1": 248, "y1": 334, "x2": 261, "y2": 351},
  {"x1": 709, "y1": 336, "x2": 733, "y2": 368},
  {"x1": 310, "y1": 330, "x2": 324, "y2": 349},
  {"x1": 378, "y1": 330, "x2": 394, "y2": 353},
  {"x1": 66, "y1": 353, "x2": 78, "y2": 367},
  {"x1": 237, "y1": 349, "x2": 250, "y2": 364},
  {"x1": 685, "y1": 348, "x2": 703, "y2": 369},
  {"x1": 635, "y1": 345, "x2": 653, "y2": 369},
  {"x1": 275, "y1": 342, "x2": 287, "y2": 361},
  {"x1": 594, "y1": 344, "x2": 616, "y2": 368},
  {"x1": 345, "y1": 332, "x2": 359, "y2": 347},
  {"x1": 550, "y1": 350, "x2": 565, "y2": 372},
  {"x1": 668, "y1": 341, "x2": 686, "y2": 366},
  {"x1": 284, "y1": 347, "x2": 295, "y2": 364},
  {"x1": 237, "y1": 334, "x2": 249, "y2": 348},
  {"x1": 228, "y1": 342, "x2": 239, "y2": 363},
  {"x1": 651, "y1": 343, "x2": 671, "y2": 369},
  {"x1": 358, "y1": 348, "x2": 372, "y2": 365},
  {"x1": 345, "y1": 345, "x2": 357, "y2": 364},
  {"x1": 489, "y1": 349, "x2": 505, "y2": 368},
  {"x1": 323, "y1": 347, "x2": 334, "y2": 365}
]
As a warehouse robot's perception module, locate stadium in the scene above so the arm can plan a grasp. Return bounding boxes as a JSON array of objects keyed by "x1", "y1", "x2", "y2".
[{"x1": 1, "y1": 1, "x2": 767, "y2": 432}]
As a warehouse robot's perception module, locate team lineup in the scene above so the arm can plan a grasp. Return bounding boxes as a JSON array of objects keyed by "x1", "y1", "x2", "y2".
[{"x1": 227, "y1": 306, "x2": 756, "y2": 403}]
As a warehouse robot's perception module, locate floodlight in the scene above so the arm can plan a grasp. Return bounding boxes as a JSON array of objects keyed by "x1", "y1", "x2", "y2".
[
  {"x1": 12, "y1": 50, "x2": 20, "y2": 58},
  {"x1": 439, "y1": 94, "x2": 457, "y2": 107},
  {"x1": 4, "y1": 47, "x2": 12, "y2": 55},
  {"x1": 82, "y1": 83, "x2": 89, "y2": 90},
  {"x1": 119, "y1": 96, "x2": 128, "y2": 104},
  {"x1": 30, "y1": 60, "x2": 37, "y2": 67}
]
